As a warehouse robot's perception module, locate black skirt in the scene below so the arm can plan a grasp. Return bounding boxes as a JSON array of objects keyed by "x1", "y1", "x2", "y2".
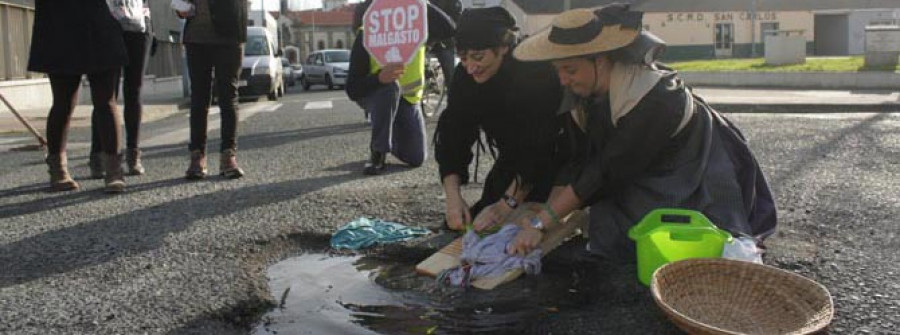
[{"x1": 27, "y1": 0, "x2": 128, "y2": 75}]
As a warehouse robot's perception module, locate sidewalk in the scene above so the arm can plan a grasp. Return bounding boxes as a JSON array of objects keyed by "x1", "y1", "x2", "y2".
[
  {"x1": 0, "y1": 95, "x2": 188, "y2": 135},
  {"x1": 693, "y1": 87, "x2": 900, "y2": 113}
]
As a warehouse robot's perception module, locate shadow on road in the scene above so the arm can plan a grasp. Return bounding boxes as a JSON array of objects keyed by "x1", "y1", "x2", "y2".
[
  {"x1": 0, "y1": 163, "x2": 367, "y2": 288},
  {"x1": 769, "y1": 113, "x2": 892, "y2": 187},
  {"x1": 135, "y1": 122, "x2": 371, "y2": 163}
]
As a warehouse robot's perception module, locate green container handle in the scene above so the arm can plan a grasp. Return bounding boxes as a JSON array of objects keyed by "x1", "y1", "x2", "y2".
[{"x1": 628, "y1": 208, "x2": 727, "y2": 240}]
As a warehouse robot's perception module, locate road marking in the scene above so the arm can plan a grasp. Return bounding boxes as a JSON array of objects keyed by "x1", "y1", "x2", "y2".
[
  {"x1": 304, "y1": 101, "x2": 333, "y2": 110},
  {"x1": 263, "y1": 103, "x2": 283, "y2": 112},
  {"x1": 145, "y1": 102, "x2": 274, "y2": 148},
  {"x1": 0, "y1": 137, "x2": 28, "y2": 145}
]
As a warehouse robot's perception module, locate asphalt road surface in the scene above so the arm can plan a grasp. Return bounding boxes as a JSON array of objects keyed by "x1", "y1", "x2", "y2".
[{"x1": 0, "y1": 84, "x2": 897, "y2": 334}]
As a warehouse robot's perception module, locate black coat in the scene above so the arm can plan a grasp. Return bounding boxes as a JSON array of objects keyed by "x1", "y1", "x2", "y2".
[
  {"x1": 186, "y1": 0, "x2": 248, "y2": 43},
  {"x1": 434, "y1": 55, "x2": 563, "y2": 215},
  {"x1": 27, "y1": 0, "x2": 128, "y2": 75}
]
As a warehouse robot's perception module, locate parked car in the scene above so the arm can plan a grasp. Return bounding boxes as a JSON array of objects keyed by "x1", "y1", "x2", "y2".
[
  {"x1": 282, "y1": 58, "x2": 296, "y2": 86},
  {"x1": 301, "y1": 49, "x2": 349, "y2": 91},
  {"x1": 292, "y1": 62, "x2": 304, "y2": 86},
  {"x1": 239, "y1": 27, "x2": 284, "y2": 101}
]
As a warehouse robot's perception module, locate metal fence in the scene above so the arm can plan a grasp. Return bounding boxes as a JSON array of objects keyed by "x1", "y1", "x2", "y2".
[{"x1": 0, "y1": 1, "x2": 37, "y2": 81}]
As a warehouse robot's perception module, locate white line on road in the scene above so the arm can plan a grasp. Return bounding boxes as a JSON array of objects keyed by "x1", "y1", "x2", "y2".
[
  {"x1": 262, "y1": 103, "x2": 283, "y2": 112},
  {"x1": 144, "y1": 102, "x2": 275, "y2": 148},
  {"x1": 304, "y1": 101, "x2": 333, "y2": 110}
]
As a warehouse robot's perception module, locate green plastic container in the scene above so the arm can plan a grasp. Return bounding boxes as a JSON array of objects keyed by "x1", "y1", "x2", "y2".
[{"x1": 628, "y1": 209, "x2": 732, "y2": 286}]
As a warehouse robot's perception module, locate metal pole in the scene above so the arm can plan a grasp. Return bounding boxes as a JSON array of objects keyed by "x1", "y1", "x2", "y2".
[
  {"x1": 750, "y1": 0, "x2": 757, "y2": 57},
  {"x1": 0, "y1": 93, "x2": 48, "y2": 148}
]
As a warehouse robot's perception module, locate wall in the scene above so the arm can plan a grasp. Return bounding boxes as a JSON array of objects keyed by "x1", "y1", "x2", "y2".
[
  {"x1": 519, "y1": 10, "x2": 815, "y2": 60},
  {"x1": 461, "y1": 0, "x2": 503, "y2": 8},
  {"x1": 644, "y1": 11, "x2": 814, "y2": 59},
  {"x1": 297, "y1": 26, "x2": 353, "y2": 60},
  {"x1": 0, "y1": 2, "x2": 36, "y2": 81},
  {"x1": 849, "y1": 9, "x2": 900, "y2": 54}
]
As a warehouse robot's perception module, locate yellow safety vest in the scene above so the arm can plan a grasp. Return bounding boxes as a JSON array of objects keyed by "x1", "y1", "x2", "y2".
[{"x1": 369, "y1": 47, "x2": 426, "y2": 105}]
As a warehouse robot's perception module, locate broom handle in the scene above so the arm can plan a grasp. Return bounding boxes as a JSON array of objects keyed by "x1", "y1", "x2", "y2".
[{"x1": 0, "y1": 93, "x2": 47, "y2": 148}]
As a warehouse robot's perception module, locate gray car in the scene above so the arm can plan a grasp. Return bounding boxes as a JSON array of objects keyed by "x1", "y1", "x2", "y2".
[{"x1": 301, "y1": 49, "x2": 349, "y2": 91}]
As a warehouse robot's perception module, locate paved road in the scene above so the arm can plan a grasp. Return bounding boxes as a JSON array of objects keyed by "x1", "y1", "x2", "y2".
[{"x1": 0, "y1": 85, "x2": 897, "y2": 334}]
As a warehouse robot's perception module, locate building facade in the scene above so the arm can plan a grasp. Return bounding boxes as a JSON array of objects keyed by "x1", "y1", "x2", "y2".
[
  {"x1": 283, "y1": 4, "x2": 356, "y2": 61},
  {"x1": 508, "y1": 0, "x2": 900, "y2": 61}
]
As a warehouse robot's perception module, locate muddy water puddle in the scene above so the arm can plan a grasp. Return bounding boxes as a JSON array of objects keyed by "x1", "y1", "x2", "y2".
[{"x1": 252, "y1": 252, "x2": 604, "y2": 335}]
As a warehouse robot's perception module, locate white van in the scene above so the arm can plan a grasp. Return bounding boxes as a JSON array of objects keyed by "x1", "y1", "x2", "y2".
[{"x1": 239, "y1": 27, "x2": 285, "y2": 100}]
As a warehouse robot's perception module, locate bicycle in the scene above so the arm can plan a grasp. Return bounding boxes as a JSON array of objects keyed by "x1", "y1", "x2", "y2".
[{"x1": 421, "y1": 56, "x2": 447, "y2": 118}]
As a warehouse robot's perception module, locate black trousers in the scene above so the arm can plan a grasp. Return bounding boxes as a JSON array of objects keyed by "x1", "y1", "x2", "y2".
[
  {"x1": 185, "y1": 43, "x2": 242, "y2": 152},
  {"x1": 91, "y1": 31, "x2": 151, "y2": 152},
  {"x1": 46, "y1": 71, "x2": 120, "y2": 155}
]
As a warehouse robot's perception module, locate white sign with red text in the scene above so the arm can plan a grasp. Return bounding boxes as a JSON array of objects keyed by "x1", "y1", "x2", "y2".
[{"x1": 363, "y1": 0, "x2": 428, "y2": 66}]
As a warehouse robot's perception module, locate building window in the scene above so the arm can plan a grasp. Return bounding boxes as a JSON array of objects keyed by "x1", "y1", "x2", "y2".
[
  {"x1": 714, "y1": 22, "x2": 734, "y2": 57},
  {"x1": 760, "y1": 22, "x2": 779, "y2": 40},
  {"x1": 318, "y1": 40, "x2": 325, "y2": 50},
  {"x1": 715, "y1": 23, "x2": 733, "y2": 49},
  {"x1": 336, "y1": 40, "x2": 344, "y2": 49}
]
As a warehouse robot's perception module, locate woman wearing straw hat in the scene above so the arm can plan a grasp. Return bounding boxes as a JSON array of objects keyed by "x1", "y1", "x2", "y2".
[
  {"x1": 505, "y1": 5, "x2": 777, "y2": 260},
  {"x1": 434, "y1": 7, "x2": 563, "y2": 232}
]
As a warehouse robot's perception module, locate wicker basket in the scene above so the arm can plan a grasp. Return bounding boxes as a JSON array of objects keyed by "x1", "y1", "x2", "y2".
[{"x1": 651, "y1": 258, "x2": 833, "y2": 335}]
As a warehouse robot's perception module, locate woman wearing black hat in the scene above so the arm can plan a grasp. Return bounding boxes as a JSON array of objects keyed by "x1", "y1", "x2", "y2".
[
  {"x1": 506, "y1": 6, "x2": 777, "y2": 260},
  {"x1": 434, "y1": 7, "x2": 563, "y2": 232}
]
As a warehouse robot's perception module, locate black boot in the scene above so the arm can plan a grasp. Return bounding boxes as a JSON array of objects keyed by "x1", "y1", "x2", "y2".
[{"x1": 363, "y1": 151, "x2": 386, "y2": 175}]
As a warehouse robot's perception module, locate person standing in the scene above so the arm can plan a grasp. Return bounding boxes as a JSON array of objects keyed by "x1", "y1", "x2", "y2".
[
  {"x1": 89, "y1": 0, "x2": 153, "y2": 178},
  {"x1": 28, "y1": 0, "x2": 128, "y2": 193},
  {"x1": 177, "y1": 0, "x2": 248, "y2": 179}
]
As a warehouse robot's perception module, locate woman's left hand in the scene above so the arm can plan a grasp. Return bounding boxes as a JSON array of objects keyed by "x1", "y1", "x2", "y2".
[{"x1": 472, "y1": 202, "x2": 512, "y2": 232}]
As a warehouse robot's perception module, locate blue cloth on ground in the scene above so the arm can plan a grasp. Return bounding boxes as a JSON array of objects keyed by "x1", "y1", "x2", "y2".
[
  {"x1": 330, "y1": 217, "x2": 432, "y2": 250},
  {"x1": 438, "y1": 224, "x2": 543, "y2": 287}
]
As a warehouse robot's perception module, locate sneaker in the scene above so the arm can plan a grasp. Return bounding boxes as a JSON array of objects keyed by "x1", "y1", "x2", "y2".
[{"x1": 363, "y1": 151, "x2": 386, "y2": 175}]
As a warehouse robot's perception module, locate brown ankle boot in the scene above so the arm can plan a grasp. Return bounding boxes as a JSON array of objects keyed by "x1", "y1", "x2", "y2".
[
  {"x1": 219, "y1": 149, "x2": 244, "y2": 179},
  {"x1": 46, "y1": 153, "x2": 80, "y2": 191},
  {"x1": 126, "y1": 148, "x2": 145, "y2": 175},
  {"x1": 103, "y1": 153, "x2": 126, "y2": 193},
  {"x1": 88, "y1": 152, "x2": 104, "y2": 179},
  {"x1": 185, "y1": 149, "x2": 207, "y2": 180}
]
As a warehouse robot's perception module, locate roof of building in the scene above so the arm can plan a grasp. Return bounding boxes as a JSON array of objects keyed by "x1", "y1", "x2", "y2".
[
  {"x1": 509, "y1": 0, "x2": 900, "y2": 14},
  {"x1": 1, "y1": 0, "x2": 34, "y2": 8},
  {"x1": 284, "y1": 3, "x2": 357, "y2": 27}
]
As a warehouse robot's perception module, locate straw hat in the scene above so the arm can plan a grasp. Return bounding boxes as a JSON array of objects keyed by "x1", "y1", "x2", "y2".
[{"x1": 514, "y1": 5, "x2": 642, "y2": 61}]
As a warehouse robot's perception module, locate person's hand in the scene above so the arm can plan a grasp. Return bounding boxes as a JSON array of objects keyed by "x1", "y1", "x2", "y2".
[
  {"x1": 444, "y1": 193, "x2": 470, "y2": 231},
  {"x1": 472, "y1": 201, "x2": 513, "y2": 233},
  {"x1": 508, "y1": 225, "x2": 543, "y2": 256},
  {"x1": 377, "y1": 63, "x2": 405, "y2": 84}
]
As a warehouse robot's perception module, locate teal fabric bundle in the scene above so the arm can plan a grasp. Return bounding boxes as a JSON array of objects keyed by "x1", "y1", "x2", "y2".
[{"x1": 330, "y1": 217, "x2": 431, "y2": 250}]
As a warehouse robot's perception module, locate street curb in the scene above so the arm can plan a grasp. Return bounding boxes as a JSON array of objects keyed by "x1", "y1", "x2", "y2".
[{"x1": 711, "y1": 103, "x2": 900, "y2": 113}]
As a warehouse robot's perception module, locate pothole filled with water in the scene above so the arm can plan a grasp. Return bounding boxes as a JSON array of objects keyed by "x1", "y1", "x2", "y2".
[{"x1": 252, "y1": 239, "x2": 670, "y2": 335}]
